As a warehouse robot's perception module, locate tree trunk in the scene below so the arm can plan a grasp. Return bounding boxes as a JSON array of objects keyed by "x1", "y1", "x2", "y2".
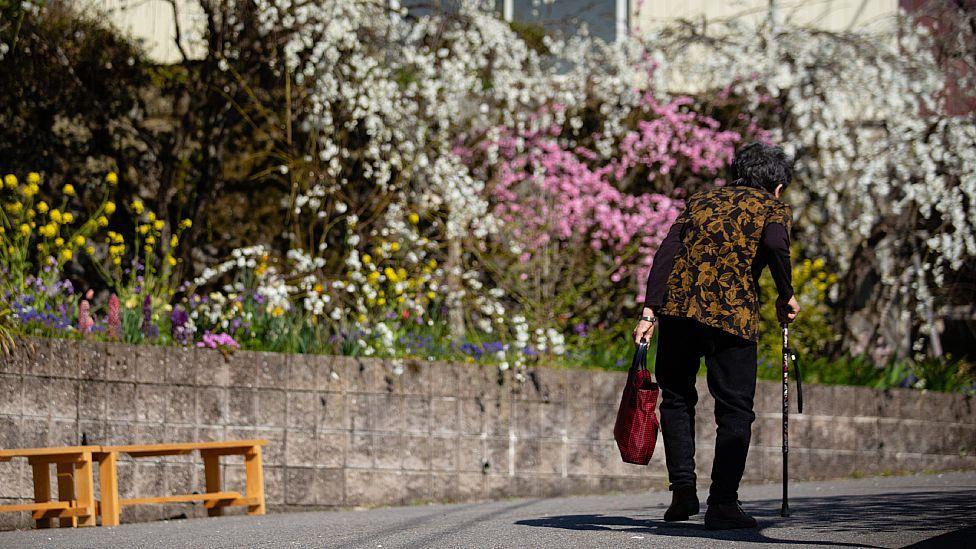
[{"x1": 447, "y1": 235, "x2": 465, "y2": 342}]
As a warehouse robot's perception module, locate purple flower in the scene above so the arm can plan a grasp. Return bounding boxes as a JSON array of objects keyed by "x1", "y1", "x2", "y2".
[
  {"x1": 482, "y1": 341, "x2": 505, "y2": 354},
  {"x1": 170, "y1": 306, "x2": 193, "y2": 346},
  {"x1": 141, "y1": 295, "x2": 159, "y2": 341}
]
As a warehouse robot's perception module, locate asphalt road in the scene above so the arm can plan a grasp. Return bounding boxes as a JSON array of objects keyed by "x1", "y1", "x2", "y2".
[{"x1": 2, "y1": 471, "x2": 974, "y2": 548}]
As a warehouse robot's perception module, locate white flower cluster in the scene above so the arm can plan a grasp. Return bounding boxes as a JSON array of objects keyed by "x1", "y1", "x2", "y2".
[
  {"x1": 242, "y1": 2, "x2": 657, "y2": 360},
  {"x1": 193, "y1": 245, "x2": 269, "y2": 287},
  {"x1": 196, "y1": 3, "x2": 971, "y2": 363},
  {"x1": 648, "y1": 13, "x2": 975, "y2": 350}
]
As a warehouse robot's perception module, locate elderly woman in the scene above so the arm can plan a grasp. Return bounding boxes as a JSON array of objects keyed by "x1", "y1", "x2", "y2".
[{"x1": 633, "y1": 142, "x2": 800, "y2": 529}]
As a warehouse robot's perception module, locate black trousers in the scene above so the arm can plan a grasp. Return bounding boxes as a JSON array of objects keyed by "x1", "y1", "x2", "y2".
[{"x1": 654, "y1": 315, "x2": 758, "y2": 504}]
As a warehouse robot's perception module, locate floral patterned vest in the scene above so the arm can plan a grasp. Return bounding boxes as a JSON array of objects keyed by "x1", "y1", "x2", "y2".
[{"x1": 659, "y1": 185, "x2": 792, "y2": 341}]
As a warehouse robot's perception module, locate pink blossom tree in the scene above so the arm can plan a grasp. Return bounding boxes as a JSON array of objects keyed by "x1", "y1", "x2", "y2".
[{"x1": 472, "y1": 92, "x2": 743, "y2": 329}]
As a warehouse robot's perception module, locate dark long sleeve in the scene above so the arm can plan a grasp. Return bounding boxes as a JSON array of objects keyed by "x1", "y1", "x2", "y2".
[
  {"x1": 761, "y1": 222, "x2": 794, "y2": 300},
  {"x1": 643, "y1": 221, "x2": 684, "y2": 311}
]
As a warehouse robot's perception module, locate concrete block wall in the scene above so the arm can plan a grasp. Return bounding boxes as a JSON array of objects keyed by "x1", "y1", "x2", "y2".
[{"x1": 1, "y1": 337, "x2": 973, "y2": 528}]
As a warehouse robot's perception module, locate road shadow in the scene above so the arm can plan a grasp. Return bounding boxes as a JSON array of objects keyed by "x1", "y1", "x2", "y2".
[{"x1": 515, "y1": 489, "x2": 976, "y2": 547}]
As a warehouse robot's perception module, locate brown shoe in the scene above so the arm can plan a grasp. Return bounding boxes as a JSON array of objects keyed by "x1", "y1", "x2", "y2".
[{"x1": 663, "y1": 485, "x2": 700, "y2": 522}]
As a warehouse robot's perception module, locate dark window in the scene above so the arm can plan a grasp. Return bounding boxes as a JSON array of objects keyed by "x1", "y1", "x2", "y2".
[{"x1": 513, "y1": 0, "x2": 623, "y2": 42}]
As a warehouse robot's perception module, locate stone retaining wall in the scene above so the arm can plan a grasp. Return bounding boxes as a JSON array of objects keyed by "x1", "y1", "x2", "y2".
[{"x1": 1, "y1": 337, "x2": 973, "y2": 528}]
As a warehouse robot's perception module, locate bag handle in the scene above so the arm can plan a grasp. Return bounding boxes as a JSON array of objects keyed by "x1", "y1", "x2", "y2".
[
  {"x1": 632, "y1": 341, "x2": 649, "y2": 372},
  {"x1": 790, "y1": 348, "x2": 804, "y2": 413}
]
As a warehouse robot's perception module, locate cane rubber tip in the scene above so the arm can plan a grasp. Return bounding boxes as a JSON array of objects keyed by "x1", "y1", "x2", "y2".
[{"x1": 780, "y1": 505, "x2": 790, "y2": 518}]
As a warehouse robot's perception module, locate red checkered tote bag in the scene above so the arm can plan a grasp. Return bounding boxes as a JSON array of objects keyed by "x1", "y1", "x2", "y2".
[{"x1": 613, "y1": 341, "x2": 660, "y2": 465}]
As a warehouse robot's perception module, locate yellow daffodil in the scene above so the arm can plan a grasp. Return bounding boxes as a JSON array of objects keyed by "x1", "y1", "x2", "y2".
[
  {"x1": 147, "y1": 212, "x2": 156, "y2": 223},
  {"x1": 145, "y1": 235, "x2": 155, "y2": 245},
  {"x1": 23, "y1": 184, "x2": 38, "y2": 197},
  {"x1": 73, "y1": 235, "x2": 85, "y2": 246},
  {"x1": 377, "y1": 297, "x2": 386, "y2": 306},
  {"x1": 97, "y1": 215, "x2": 108, "y2": 227},
  {"x1": 313, "y1": 283, "x2": 324, "y2": 293},
  {"x1": 362, "y1": 253, "x2": 372, "y2": 264},
  {"x1": 367, "y1": 271, "x2": 380, "y2": 283},
  {"x1": 384, "y1": 267, "x2": 398, "y2": 282},
  {"x1": 272, "y1": 306, "x2": 284, "y2": 317},
  {"x1": 390, "y1": 242, "x2": 401, "y2": 252},
  {"x1": 54, "y1": 237, "x2": 65, "y2": 247},
  {"x1": 131, "y1": 199, "x2": 144, "y2": 215},
  {"x1": 397, "y1": 296, "x2": 405, "y2": 304},
  {"x1": 166, "y1": 255, "x2": 177, "y2": 266},
  {"x1": 6, "y1": 201, "x2": 22, "y2": 214},
  {"x1": 27, "y1": 172, "x2": 40, "y2": 184},
  {"x1": 170, "y1": 235, "x2": 179, "y2": 248},
  {"x1": 397, "y1": 267, "x2": 407, "y2": 280},
  {"x1": 153, "y1": 220, "x2": 164, "y2": 231},
  {"x1": 4, "y1": 174, "x2": 17, "y2": 189},
  {"x1": 427, "y1": 259, "x2": 437, "y2": 268},
  {"x1": 39, "y1": 224, "x2": 56, "y2": 238},
  {"x1": 106, "y1": 172, "x2": 118, "y2": 185},
  {"x1": 62, "y1": 212, "x2": 74, "y2": 224},
  {"x1": 59, "y1": 249, "x2": 73, "y2": 262},
  {"x1": 36, "y1": 201, "x2": 48, "y2": 213},
  {"x1": 50, "y1": 209, "x2": 62, "y2": 223},
  {"x1": 408, "y1": 213, "x2": 419, "y2": 224},
  {"x1": 426, "y1": 291, "x2": 436, "y2": 300},
  {"x1": 137, "y1": 224, "x2": 149, "y2": 235},
  {"x1": 19, "y1": 223, "x2": 30, "y2": 236},
  {"x1": 179, "y1": 219, "x2": 192, "y2": 229},
  {"x1": 86, "y1": 246, "x2": 95, "y2": 254},
  {"x1": 63, "y1": 184, "x2": 76, "y2": 196},
  {"x1": 104, "y1": 201, "x2": 116, "y2": 215}
]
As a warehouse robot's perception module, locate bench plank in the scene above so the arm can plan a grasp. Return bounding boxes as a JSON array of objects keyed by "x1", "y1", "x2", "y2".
[
  {"x1": 102, "y1": 440, "x2": 267, "y2": 456},
  {"x1": 205, "y1": 496, "x2": 260, "y2": 509},
  {"x1": 0, "y1": 446, "x2": 100, "y2": 459},
  {"x1": 120, "y1": 492, "x2": 242, "y2": 506},
  {"x1": 33, "y1": 507, "x2": 95, "y2": 520},
  {"x1": 0, "y1": 501, "x2": 71, "y2": 513}
]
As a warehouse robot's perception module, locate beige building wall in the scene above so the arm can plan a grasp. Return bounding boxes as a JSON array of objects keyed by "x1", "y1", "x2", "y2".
[
  {"x1": 79, "y1": 1, "x2": 899, "y2": 64},
  {"x1": 632, "y1": 0, "x2": 898, "y2": 33},
  {"x1": 77, "y1": 0, "x2": 205, "y2": 64}
]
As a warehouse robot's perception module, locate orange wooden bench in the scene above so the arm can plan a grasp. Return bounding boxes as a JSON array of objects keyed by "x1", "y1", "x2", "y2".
[
  {"x1": 94, "y1": 440, "x2": 267, "y2": 526},
  {"x1": 0, "y1": 446, "x2": 100, "y2": 528}
]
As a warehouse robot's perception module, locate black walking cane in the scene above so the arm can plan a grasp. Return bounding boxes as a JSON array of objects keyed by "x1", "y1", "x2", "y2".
[{"x1": 780, "y1": 323, "x2": 803, "y2": 517}]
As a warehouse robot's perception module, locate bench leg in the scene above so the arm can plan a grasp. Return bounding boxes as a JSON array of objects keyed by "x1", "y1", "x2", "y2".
[
  {"x1": 55, "y1": 463, "x2": 77, "y2": 528},
  {"x1": 30, "y1": 463, "x2": 52, "y2": 529},
  {"x1": 97, "y1": 452, "x2": 120, "y2": 527},
  {"x1": 75, "y1": 453, "x2": 97, "y2": 527},
  {"x1": 244, "y1": 447, "x2": 266, "y2": 515},
  {"x1": 203, "y1": 454, "x2": 224, "y2": 517}
]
